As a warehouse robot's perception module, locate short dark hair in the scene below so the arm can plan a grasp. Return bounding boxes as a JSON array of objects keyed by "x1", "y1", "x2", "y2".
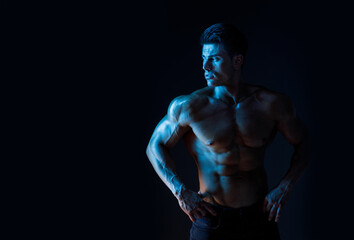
[{"x1": 200, "y1": 23, "x2": 248, "y2": 59}]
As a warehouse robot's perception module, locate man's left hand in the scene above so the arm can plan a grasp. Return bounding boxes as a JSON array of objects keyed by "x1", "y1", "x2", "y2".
[{"x1": 262, "y1": 184, "x2": 292, "y2": 222}]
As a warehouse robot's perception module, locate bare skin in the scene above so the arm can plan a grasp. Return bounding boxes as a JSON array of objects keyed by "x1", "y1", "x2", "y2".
[{"x1": 146, "y1": 43, "x2": 310, "y2": 223}]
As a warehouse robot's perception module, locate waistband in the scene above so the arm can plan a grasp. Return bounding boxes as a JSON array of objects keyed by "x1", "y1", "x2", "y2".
[{"x1": 204, "y1": 200, "x2": 263, "y2": 218}]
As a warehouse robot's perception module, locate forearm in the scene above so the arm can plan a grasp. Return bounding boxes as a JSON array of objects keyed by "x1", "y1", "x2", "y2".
[
  {"x1": 279, "y1": 135, "x2": 311, "y2": 190},
  {"x1": 146, "y1": 143, "x2": 186, "y2": 198}
]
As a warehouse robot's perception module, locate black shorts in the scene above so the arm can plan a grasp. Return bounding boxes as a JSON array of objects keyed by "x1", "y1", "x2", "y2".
[{"x1": 189, "y1": 201, "x2": 280, "y2": 240}]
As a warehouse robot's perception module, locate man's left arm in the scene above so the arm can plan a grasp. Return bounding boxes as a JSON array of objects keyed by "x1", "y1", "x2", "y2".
[{"x1": 263, "y1": 93, "x2": 311, "y2": 222}]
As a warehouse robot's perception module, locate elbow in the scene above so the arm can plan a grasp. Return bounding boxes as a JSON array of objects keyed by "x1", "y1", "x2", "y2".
[
  {"x1": 146, "y1": 145, "x2": 149, "y2": 157},
  {"x1": 146, "y1": 142, "x2": 153, "y2": 159},
  {"x1": 146, "y1": 140, "x2": 163, "y2": 160}
]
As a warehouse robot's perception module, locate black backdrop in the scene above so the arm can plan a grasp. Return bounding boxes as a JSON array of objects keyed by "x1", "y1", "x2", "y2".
[
  {"x1": 113, "y1": 1, "x2": 353, "y2": 239},
  {"x1": 82, "y1": 0, "x2": 353, "y2": 239},
  {"x1": 13, "y1": 0, "x2": 354, "y2": 239}
]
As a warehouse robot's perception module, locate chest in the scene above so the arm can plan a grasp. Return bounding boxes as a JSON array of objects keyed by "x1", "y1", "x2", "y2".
[{"x1": 189, "y1": 101, "x2": 276, "y2": 149}]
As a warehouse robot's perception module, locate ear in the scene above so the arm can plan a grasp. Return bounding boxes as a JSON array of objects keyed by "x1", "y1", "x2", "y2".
[{"x1": 232, "y1": 54, "x2": 244, "y2": 70}]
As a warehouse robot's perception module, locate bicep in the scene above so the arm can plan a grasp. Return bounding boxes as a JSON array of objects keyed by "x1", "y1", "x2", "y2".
[
  {"x1": 274, "y1": 94, "x2": 308, "y2": 146},
  {"x1": 150, "y1": 115, "x2": 189, "y2": 149},
  {"x1": 278, "y1": 115, "x2": 308, "y2": 146},
  {"x1": 149, "y1": 95, "x2": 191, "y2": 149}
]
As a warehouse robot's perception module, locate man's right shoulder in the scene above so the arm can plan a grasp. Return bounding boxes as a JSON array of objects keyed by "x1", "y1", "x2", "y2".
[{"x1": 167, "y1": 88, "x2": 211, "y2": 123}]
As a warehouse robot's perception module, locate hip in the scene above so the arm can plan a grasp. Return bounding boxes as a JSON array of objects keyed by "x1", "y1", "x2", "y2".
[{"x1": 190, "y1": 201, "x2": 280, "y2": 240}]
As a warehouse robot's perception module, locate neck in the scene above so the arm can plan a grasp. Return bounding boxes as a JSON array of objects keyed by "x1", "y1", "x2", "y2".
[{"x1": 215, "y1": 78, "x2": 247, "y2": 106}]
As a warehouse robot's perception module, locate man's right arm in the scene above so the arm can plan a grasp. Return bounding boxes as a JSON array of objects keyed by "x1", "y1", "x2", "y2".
[
  {"x1": 146, "y1": 96, "x2": 189, "y2": 197},
  {"x1": 146, "y1": 96, "x2": 216, "y2": 222}
]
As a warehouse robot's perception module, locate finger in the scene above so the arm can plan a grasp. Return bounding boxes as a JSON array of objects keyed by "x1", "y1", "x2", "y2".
[
  {"x1": 268, "y1": 203, "x2": 278, "y2": 221},
  {"x1": 188, "y1": 213, "x2": 196, "y2": 222},
  {"x1": 201, "y1": 202, "x2": 217, "y2": 216},
  {"x1": 197, "y1": 206, "x2": 207, "y2": 217},
  {"x1": 193, "y1": 209, "x2": 202, "y2": 219},
  {"x1": 266, "y1": 200, "x2": 273, "y2": 212},
  {"x1": 275, "y1": 204, "x2": 282, "y2": 222}
]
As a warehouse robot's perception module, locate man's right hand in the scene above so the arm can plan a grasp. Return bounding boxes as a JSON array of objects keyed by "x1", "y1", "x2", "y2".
[{"x1": 176, "y1": 188, "x2": 217, "y2": 222}]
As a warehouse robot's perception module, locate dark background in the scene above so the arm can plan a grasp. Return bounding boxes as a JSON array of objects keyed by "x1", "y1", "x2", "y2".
[
  {"x1": 118, "y1": 1, "x2": 353, "y2": 240},
  {"x1": 7, "y1": 0, "x2": 354, "y2": 239}
]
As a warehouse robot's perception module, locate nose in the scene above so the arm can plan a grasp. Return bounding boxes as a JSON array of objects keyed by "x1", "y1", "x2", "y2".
[{"x1": 203, "y1": 59, "x2": 212, "y2": 71}]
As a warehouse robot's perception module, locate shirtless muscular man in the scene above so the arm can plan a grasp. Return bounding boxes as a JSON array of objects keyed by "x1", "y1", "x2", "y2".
[{"x1": 146, "y1": 23, "x2": 311, "y2": 240}]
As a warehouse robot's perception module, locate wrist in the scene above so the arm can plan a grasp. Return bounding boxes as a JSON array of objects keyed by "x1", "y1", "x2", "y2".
[
  {"x1": 279, "y1": 179, "x2": 294, "y2": 192},
  {"x1": 173, "y1": 183, "x2": 187, "y2": 200}
]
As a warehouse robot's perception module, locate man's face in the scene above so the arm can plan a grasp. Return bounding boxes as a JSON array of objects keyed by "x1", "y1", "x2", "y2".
[{"x1": 202, "y1": 43, "x2": 234, "y2": 87}]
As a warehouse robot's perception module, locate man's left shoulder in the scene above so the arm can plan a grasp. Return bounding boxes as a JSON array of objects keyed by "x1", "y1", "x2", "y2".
[
  {"x1": 251, "y1": 85, "x2": 292, "y2": 106},
  {"x1": 250, "y1": 85, "x2": 295, "y2": 117}
]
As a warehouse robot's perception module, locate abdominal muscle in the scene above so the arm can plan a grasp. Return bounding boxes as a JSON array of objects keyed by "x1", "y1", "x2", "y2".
[{"x1": 195, "y1": 146, "x2": 268, "y2": 208}]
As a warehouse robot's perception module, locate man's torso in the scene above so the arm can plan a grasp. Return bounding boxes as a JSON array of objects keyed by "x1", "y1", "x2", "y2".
[{"x1": 180, "y1": 84, "x2": 279, "y2": 208}]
